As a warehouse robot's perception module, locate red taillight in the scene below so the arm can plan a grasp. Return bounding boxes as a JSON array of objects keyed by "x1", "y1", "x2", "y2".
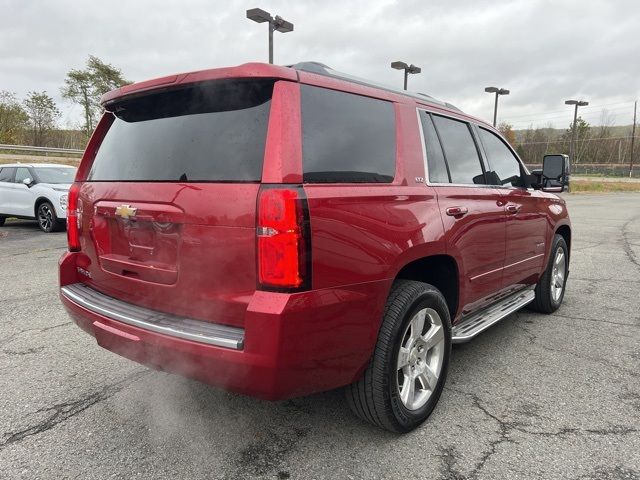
[
  {"x1": 67, "y1": 182, "x2": 81, "y2": 252},
  {"x1": 257, "y1": 186, "x2": 310, "y2": 291}
]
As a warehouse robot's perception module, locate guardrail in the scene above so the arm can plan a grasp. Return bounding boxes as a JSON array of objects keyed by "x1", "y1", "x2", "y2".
[{"x1": 0, "y1": 144, "x2": 84, "y2": 155}]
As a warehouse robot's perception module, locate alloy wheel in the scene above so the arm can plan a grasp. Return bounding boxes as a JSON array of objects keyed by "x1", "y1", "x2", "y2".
[
  {"x1": 396, "y1": 308, "x2": 446, "y2": 410},
  {"x1": 38, "y1": 204, "x2": 53, "y2": 232},
  {"x1": 550, "y1": 247, "x2": 566, "y2": 302}
]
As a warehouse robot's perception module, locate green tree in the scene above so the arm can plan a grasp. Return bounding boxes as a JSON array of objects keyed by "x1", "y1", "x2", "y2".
[
  {"x1": 62, "y1": 55, "x2": 130, "y2": 137},
  {"x1": 0, "y1": 91, "x2": 29, "y2": 144},
  {"x1": 562, "y1": 117, "x2": 591, "y2": 164},
  {"x1": 498, "y1": 122, "x2": 517, "y2": 147},
  {"x1": 23, "y1": 91, "x2": 60, "y2": 146}
]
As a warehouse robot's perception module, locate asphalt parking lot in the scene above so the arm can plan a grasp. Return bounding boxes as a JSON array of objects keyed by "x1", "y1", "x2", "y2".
[{"x1": 1, "y1": 193, "x2": 639, "y2": 480}]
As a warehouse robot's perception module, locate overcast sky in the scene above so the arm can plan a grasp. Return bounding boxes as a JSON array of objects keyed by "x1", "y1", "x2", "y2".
[{"x1": 2, "y1": 0, "x2": 639, "y2": 130}]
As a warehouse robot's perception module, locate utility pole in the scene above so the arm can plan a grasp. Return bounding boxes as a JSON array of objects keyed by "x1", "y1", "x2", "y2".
[
  {"x1": 484, "y1": 87, "x2": 510, "y2": 127},
  {"x1": 630, "y1": 100, "x2": 637, "y2": 177},
  {"x1": 565, "y1": 99, "x2": 589, "y2": 168}
]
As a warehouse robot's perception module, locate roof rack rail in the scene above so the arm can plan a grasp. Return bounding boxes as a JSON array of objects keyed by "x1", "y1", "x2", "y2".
[{"x1": 288, "y1": 61, "x2": 461, "y2": 112}]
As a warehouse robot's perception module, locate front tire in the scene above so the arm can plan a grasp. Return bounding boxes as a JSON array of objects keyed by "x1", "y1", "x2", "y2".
[
  {"x1": 530, "y1": 234, "x2": 568, "y2": 313},
  {"x1": 346, "y1": 280, "x2": 452, "y2": 433},
  {"x1": 37, "y1": 202, "x2": 62, "y2": 233},
  {"x1": 0, "y1": 216, "x2": 5, "y2": 227}
]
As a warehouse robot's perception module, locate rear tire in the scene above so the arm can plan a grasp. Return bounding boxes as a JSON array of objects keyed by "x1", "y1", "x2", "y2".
[
  {"x1": 37, "y1": 202, "x2": 62, "y2": 233},
  {"x1": 0, "y1": 216, "x2": 5, "y2": 227},
  {"x1": 530, "y1": 234, "x2": 568, "y2": 313},
  {"x1": 346, "y1": 280, "x2": 451, "y2": 433}
]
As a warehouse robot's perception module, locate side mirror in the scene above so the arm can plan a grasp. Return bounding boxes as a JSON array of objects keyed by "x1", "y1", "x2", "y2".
[
  {"x1": 22, "y1": 177, "x2": 33, "y2": 187},
  {"x1": 541, "y1": 154, "x2": 570, "y2": 193}
]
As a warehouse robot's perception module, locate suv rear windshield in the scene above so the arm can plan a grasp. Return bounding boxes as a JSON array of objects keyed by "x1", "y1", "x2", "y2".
[{"x1": 88, "y1": 79, "x2": 274, "y2": 182}]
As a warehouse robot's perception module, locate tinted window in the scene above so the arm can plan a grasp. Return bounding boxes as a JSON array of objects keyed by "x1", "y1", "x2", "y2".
[
  {"x1": 479, "y1": 128, "x2": 523, "y2": 187},
  {"x1": 420, "y1": 113, "x2": 449, "y2": 183},
  {"x1": 14, "y1": 167, "x2": 31, "y2": 183},
  {"x1": 88, "y1": 79, "x2": 274, "y2": 182},
  {"x1": 35, "y1": 167, "x2": 76, "y2": 184},
  {"x1": 301, "y1": 85, "x2": 396, "y2": 183},
  {"x1": 0, "y1": 167, "x2": 16, "y2": 183},
  {"x1": 432, "y1": 116, "x2": 485, "y2": 185}
]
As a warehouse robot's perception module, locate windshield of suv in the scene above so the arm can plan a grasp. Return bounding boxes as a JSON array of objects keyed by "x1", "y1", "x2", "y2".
[
  {"x1": 88, "y1": 79, "x2": 274, "y2": 182},
  {"x1": 35, "y1": 167, "x2": 77, "y2": 184}
]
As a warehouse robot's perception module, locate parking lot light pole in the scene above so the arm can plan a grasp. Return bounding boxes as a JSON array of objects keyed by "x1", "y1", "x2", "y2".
[
  {"x1": 565, "y1": 99, "x2": 589, "y2": 167},
  {"x1": 391, "y1": 61, "x2": 421, "y2": 90},
  {"x1": 484, "y1": 87, "x2": 510, "y2": 127},
  {"x1": 246, "y1": 8, "x2": 294, "y2": 64}
]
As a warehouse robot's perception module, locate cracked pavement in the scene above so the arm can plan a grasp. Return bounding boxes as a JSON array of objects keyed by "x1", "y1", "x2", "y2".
[{"x1": 1, "y1": 193, "x2": 639, "y2": 479}]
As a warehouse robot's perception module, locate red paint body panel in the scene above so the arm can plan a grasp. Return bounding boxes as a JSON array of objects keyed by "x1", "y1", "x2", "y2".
[{"x1": 60, "y1": 62, "x2": 571, "y2": 400}]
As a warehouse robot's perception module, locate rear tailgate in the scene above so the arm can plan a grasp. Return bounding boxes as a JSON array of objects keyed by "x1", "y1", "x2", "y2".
[{"x1": 74, "y1": 79, "x2": 277, "y2": 329}]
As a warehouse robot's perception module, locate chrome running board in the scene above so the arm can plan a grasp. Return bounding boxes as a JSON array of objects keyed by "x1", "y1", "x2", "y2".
[
  {"x1": 451, "y1": 287, "x2": 535, "y2": 343},
  {"x1": 61, "y1": 283, "x2": 244, "y2": 350}
]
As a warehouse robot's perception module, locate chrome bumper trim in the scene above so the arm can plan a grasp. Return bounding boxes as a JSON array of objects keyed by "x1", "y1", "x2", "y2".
[{"x1": 61, "y1": 283, "x2": 244, "y2": 350}]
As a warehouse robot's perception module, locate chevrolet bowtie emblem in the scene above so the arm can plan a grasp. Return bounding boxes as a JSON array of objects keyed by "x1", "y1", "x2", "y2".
[{"x1": 114, "y1": 205, "x2": 137, "y2": 219}]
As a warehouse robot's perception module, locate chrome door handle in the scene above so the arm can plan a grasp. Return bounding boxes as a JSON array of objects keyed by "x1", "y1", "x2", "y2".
[
  {"x1": 446, "y1": 206, "x2": 468, "y2": 217},
  {"x1": 506, "y1": 204, "x2": 521, "y2": 214}
]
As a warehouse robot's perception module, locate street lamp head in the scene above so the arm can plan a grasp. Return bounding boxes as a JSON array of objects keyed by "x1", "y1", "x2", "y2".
[
  {"x1": 485, "y1": 87, "x2": 509, "y2": 95},
  {"x1": 273, "y1": 15, "x2": 294, "y2": 33},
  {"x1": 391, "y1": 61, "x2": 409, "y2": 70},
  {"x1": 407, "y1": 64, "x2": 421, "y2": 74},
  {"x1": 565, "y1": 99, "x2": 588, "y2": 106},
  {"x1": 246, "y1": 7, "x2": 272, "y2": 23}
]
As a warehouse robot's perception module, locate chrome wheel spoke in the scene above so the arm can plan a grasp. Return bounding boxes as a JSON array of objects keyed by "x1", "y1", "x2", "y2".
[
  {"x1": 397, "y1": 347, "x2": 411, "y2": 369},
  {"x1": 417, "y1": 365, "x2": 438, "y2": 391},
  {"x1": 410, "y1": 310, "x2": 426, "y2": 340},
  {"x1": 400, "y1": 371, "x2": 415, "y2": 406},
  {"x1": 422, "y1": 324, "x2": 444, "y2": 351}
]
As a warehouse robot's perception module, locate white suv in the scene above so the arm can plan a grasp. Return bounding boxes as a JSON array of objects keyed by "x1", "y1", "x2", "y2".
[{"x1": 0, "y1": 163, "x2": 77, "y2": 232}]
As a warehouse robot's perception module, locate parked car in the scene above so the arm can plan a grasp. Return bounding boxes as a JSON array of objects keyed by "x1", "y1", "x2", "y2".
[
  {"x1": 59, "y1": 62, "x2": 571, "y2": 433},
  {"x1": 0, "y1": 163, "x2": 76, "y2": 232}
]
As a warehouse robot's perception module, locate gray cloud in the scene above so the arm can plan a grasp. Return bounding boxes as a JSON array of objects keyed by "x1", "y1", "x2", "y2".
[{"x1": 1, "y1": 0, "x2": 638, "y2": 129}]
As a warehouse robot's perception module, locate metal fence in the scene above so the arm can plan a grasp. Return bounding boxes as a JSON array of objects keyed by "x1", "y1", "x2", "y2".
[{"x1": 0, "y1": 144, "x2": 84, "y2": 155}]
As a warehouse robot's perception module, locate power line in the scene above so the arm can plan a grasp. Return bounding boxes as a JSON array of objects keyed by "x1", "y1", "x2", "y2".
[
  {"x1": 505, "y1": 106, "x2": 636, "y2": 125},
  {"x1": 503, "y1": 101, "x2": 635, "y2": 120},
  {"x1": 517, "y1": 135, "x2": 635, "y2": 145}
]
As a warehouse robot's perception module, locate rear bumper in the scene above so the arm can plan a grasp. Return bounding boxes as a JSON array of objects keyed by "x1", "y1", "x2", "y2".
[{"x1": 59, "y1": 252, "x2": 390, "y2": 400}]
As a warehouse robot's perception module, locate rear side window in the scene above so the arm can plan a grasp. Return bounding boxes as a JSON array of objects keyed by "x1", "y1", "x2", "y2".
[
  {"x1": 478, "y1": 128, "x2": 524, "y2": 187},
  {"x1": 0, "y1": 167, "x2": 15, "y2": 182},
  {"x1": 301, "y1": 85, "x2": 396, "y2": 183},
  {"x1": 88, "y1": 79, "x2": 274, "y2": 182},
  {"x1": 420, "y1": 112, "x2": 449, "y2": 183},
  {"x1": 432, "y1": 116, "x2": 485, "y2": 185}
]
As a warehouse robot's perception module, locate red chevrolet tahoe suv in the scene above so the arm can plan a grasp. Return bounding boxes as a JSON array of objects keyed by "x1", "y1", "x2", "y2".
[{"x1": 59, "y1": 62, "x2": 571, "y2": 433}]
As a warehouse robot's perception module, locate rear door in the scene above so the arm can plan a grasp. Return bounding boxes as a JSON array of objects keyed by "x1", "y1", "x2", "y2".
[
  {"x1": 75, "y1": 78, "x2": 279, "y2": 328},
  {"x1": 476, "y1": 126, "x2": 547, "y2": 289},
  {"x1": 12, "y1": 167, "x2": 36, "y2": 216},
  {"x1": 0, "y1": 167, "x2": 17, "y2": 214},
  {"x1": 419, "y1": 112, "x2": 506, "y2": 316}
]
